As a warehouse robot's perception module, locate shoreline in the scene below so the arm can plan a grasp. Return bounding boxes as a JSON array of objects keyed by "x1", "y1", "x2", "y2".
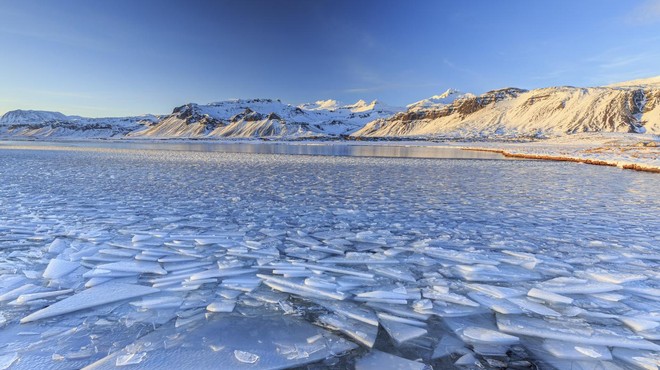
[{"x1": 463, "y1": 148, "x2": 660, "y2": 173}]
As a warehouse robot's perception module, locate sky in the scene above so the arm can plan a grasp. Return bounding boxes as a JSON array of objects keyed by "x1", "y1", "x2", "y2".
[{"x1": 1, "y1": 0, "x2": 660, "y2": 117}]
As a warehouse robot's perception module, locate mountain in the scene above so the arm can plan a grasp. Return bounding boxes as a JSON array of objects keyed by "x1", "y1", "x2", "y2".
[
  {"x1": 1, "y1": 76, "x2": 659, "y2": 140},
  {"x1": 406, "y1": 89, "x2": 475, "y2": 112},
  {"x1": 353, "y1": 78, "x2": 660, "y2": 137},
  {"x1": 129, "y1": 98, "x2": 403, "y2": 138},
  {"x1": 0, "y1": 110, "x2": 158, "y2": 138},
  {"x1": 0, "y1": 110, "x2": 69, "y2": 124}
]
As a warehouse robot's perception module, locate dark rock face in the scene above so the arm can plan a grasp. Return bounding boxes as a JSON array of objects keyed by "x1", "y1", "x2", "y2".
[
  {"x1": 171, "y1": 104, "x2": 226, "y2": 129},
  {"x1": 266, "y1": 113, "x2": 282, "y2": 121}
]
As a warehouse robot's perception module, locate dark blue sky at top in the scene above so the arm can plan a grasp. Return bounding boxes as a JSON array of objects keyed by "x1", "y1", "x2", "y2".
[{"x1": 1, "y1": 0, "x2": 659, "y2": 116}]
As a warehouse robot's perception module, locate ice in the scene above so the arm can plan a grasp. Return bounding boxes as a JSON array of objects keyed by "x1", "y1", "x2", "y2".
[
  {"x1": 95, "y1": 261, "x2": 167, "y2": 275},
  {"x1": 86, "y1": 315, "x2": 356, "y2": 369},
  {"x1": 611, "y1": 348, "x2": 660, "y2": 370},
  {"x1": 462, "y1": 327, "x2": 519, "y2": 345},
  {"x1": 466, "y1": 283, "x2": 525, "y2": 298},
  {"x1": 619, "y1": 316, "x2": 660, "y2": 332},
  {"x1": 432, "y1": 335, "x2": 469, "y2": 359},
  {"x1": 233, "y1": 350, "x2": 259, "y2": 364},
  {"x1": 21, "y1": 283, "x2": 160, "y2": 323},
  {"x1": 355, "y1": 350, "x2": 428, "y2": 370},
  {"x1": 454, "y1": 352, "x2": 477, "y2": 366},
  {"x1": 317, "y1": 314, "x2": 378, "y2": 348},
  {"x1": 316, "y1": 300, "x2": 379, "y2": 326},
  {"x1": 0, "y1": 284, "x2": 41, "y2": 302},
  {"x1": 497, "y1": 314, "x2": 660, "y2": 351},
  {"x1": 467, "y1": 292, "x2": 524, "y2": 314},
  {"x1": 0, "y1": 353, "x2": 18, "y2": 370},
  {"x1": 542, "y1": 339, "x2": 612, "y2": 360},
  {"x1": 14, "y1": 288, "x2": 73, "y2": 304},
  {"x1": 507, "y1": 297, "x2": 561, "y2": 316},
  {"x1": 42, "y1": 258, "x2": 79, "y2": 279},
  {"x1": 379, "y1": 316, "x2": 428, "y2": 345},
  {"x1": 115, "y1": 351, "x2": 147, "y2": 366},
  {"x1": 206, "y1": 300, "x2": 236, "y2": 313},
  {"x1": 0, "y1": 144, "x2": 658, "y2": 369},
  {"x1": 527, "y1": 287, "x2": 573, "y2": 304}
]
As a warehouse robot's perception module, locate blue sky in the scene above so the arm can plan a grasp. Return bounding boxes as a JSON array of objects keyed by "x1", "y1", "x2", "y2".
[{"x1": 1, "y1": 0, "x2": 659, "y2": 117}]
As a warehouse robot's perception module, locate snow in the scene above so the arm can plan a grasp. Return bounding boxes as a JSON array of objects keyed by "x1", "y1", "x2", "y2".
[
  {"x1": 407, "y1": 89, "x2": 474, "y2": 111},
  {"x1": 456, "y1": 132, "x2": 660, "y2": 173},
  {"x1": 356, "y1": 78, "x2": 660, "y2": 137}
]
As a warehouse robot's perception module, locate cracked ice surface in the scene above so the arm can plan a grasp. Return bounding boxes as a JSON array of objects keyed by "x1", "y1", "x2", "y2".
[{"x1": 0, "y1": 145, "x2": 659, "y2": 369}]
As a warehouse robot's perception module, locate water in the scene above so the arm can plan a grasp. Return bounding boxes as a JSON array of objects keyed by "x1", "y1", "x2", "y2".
[
  {"x1": 0, "y1": 140, "x2": 510, "y2": 159},
  {"x1": 0, "y1": 143, "x2": 658, "y2": 369}
]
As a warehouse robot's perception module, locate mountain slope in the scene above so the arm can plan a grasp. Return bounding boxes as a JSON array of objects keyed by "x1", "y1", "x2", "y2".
[
  {"x1": 130, "y1": 99, "x2": 403, "y2": 138},
  {"x1": 0, "y1": 110, "x2": 158, "y2": 138},
  {"x1": 1, "y1": 76, "x2": 659, "y2": 140},
  {"x1": 353, "y1": 78, "x2": 660, "y2": 137}
]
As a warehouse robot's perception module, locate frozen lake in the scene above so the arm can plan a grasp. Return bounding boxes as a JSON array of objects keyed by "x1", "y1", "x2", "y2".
[
  {"x1": 0, "y1": 140, "x2": 511, "y2": 160},
  {"x1": 0, "y1": 142, "x2": 658, "y2": 369}
]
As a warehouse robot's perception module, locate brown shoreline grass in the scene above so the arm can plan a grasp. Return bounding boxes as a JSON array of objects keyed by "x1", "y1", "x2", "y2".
[{"x1": 464, "y1": 148, "x2": 660, "y2": 174}]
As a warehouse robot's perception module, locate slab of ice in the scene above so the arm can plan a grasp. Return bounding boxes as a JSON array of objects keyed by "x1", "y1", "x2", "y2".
[
  {"x1": 95, "y1": 261, "x2": 167, "y2": 275},
  {"x1": 462, "y1": 327, "x2": 519, "y2": 345},
  {"x1": 21, "y1": 283, "x2": 159, "y2": 323},
  {"x1": 316, "y1": 300, "x2": 379, "y2": 326},
  {"x1": 541, "y1": 281, "x2": 622, "y2": 294},
  {"x1": 0, "y1": 353, "x2": 18, "y2": 370},
  {"x1": 527, "y1": 287, "x2": 573, "y2": 304},
  {"x1": 611, "y1": 348, "x2": 660, "y2": 370},
  {"x1": 507, "y1": 297, "x2": 561, "y2": 316},
  {"x1": 15, "y1": 289, "x2": 73, "y2": 304},
  {"x1": 317, "y1": 313, "x2": 378, "y2": 348},
  {"x1": 497, "y1": 314, "x2": 660, "y2": 351},
  {"x1": 85, "y1": 314, "x2": 356, "y2": 369},
  {"x1": 465, "y1": 283, "x2": 525, "y2": 298},
  {"x1": 467, "y1": 292, "x2": 523, "y2": 314},
  {"x1": 355, "y1": 350, "x2": 428, "y2": 370},
  {"x1": 379, "y1": 316, "x2": 428, "y2": 345},
  {"x1": 542, "y1": 339, "x2": 612, "y2": 360},
  {"x1": 432, "y1": 335, "x2": 469, "y2": 359},
  {"x1": 206, "y1": 300, "x2": 236, "y2": 313},
  {"x1": 42, "y1": 259, "x2": 79, "y2": 279}
]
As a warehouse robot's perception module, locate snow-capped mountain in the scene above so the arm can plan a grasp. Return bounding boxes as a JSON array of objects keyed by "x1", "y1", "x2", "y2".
[
  {"x1": 354, "y1": 78, "x2": 660, "y2": 137},
  {"x1": 406, "y1": 89, "x2": 475, "y2": 111},
  {"x1": 129, "y1": 98, "x2": 404, "y2": 138},
  {"x1": 0, "y1": 110, "x2": 69, "y2": 125},
  {"x1": 1, "y1": 76, "x2": 659, "y2": 140},
  {"x1": 0, "y1": 110, "x2": 159, "y2": 138}
]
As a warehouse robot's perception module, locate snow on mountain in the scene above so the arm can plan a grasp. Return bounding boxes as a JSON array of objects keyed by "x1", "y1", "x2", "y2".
[
  {"x1": 130, "y1": 98, "x2": 404, "y2": 138},
  {"x1": 0, "y1": 109, "x2": 158, "y2": 138},
  {"x1": 354, "y1": 78, "x2": 660, "y2": 137},
  {"x1": 2, "y1": 76, "x2": 659, "y2": 140},
  {"x1": 0, "y1": 110, "x2": 69, "y2": 125},
  {"x1": 606, "y1": 76, "x2": 660, "y2": 88},
  {"x1": 298, "y1": 99, "x2": 342, "y2": 111},
  {"x1": 406, "y1": 89, "x2": 475, "y2": 111}
]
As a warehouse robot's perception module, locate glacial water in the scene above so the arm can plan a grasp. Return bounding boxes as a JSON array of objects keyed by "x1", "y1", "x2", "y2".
[{"x1": 0, "y1": 142, "x2": 658, "y2": 369}]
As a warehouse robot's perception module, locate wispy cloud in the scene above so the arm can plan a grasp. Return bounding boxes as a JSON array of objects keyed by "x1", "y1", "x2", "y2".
[
  {"x1": 626, "y1": 0, "x2": 660, "y2": 24},
  {"x1": 443, "y1": 58, "x2": 480, "y2": 78},
  {"x1": 597, "y1": 53, "x2": 647, "y2": 69}
]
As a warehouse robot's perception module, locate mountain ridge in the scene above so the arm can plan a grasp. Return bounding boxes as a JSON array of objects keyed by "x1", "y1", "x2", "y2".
[{"x1": 2, "y1": 76, "x2": 659, "y2": 139}]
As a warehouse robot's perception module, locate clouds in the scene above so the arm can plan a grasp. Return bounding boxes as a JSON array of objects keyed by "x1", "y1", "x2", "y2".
[{"x1": 626, "y1": 0, "x2": 660, "y2": 24}]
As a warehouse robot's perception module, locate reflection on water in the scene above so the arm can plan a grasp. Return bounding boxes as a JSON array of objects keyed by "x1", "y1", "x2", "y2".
[{"x1": 0, "y1": 140, "x2": 510, "y2": 160}]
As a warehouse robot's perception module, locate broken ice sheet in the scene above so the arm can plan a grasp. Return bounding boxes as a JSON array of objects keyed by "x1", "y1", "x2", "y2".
[
  {"x1": 21, "y1": 283, "x2": 159, "y2": 323},
  {"x1": 1, "y1": 143, "x2": 659, "y2": 370},
  {"x1": 84, "y1": 314, "x2": 356, "y2": 369}
]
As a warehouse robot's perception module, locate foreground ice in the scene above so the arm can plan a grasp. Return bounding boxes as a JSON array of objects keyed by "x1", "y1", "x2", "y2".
[{"x1": 0, "y1": 145, "x2": 658, "y2": 369}]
